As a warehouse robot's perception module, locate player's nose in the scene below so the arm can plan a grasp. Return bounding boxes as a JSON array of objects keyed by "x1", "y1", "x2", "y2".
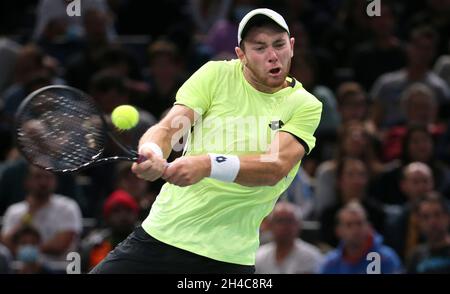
[{"x1": 267, "y1": 48, "x2": 278, "y2": 63}]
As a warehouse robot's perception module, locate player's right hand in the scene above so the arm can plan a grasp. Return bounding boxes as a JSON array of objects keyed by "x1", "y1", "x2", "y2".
[{"x1": 131, "y1": 150, "x2": 168, "y2": 182}]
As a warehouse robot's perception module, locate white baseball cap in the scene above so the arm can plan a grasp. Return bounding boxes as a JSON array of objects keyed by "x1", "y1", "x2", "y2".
[{"x1": 237, "y1": 8, "x2": 290, "y2": 45}]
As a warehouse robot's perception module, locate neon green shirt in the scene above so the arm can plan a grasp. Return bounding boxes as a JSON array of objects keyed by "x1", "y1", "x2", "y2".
[{"x1": 142, "y1": 59, "x2": 322, "y2": 265}]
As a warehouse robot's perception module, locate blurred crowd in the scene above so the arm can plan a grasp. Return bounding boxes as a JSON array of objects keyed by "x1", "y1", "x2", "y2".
[{"x1": 0, "y1": 0, "x2": 450, "y2": 274}]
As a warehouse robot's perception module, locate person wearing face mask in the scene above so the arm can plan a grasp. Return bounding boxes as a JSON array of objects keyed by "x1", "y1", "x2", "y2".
[
  {"x1": 11, "y1": 225, "x2": 54, "y2": 274},
  {"x1": 1, "y1": 165, "x2": 82, "y2": 271}
]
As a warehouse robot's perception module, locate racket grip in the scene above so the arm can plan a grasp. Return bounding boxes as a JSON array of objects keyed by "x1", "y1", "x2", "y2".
[
  {"x1": 136, "y1": 155, "x2": 171, "y2": 168},
  {"x1": 137, "y1": 155, "x2": 147, "y2": 164}
]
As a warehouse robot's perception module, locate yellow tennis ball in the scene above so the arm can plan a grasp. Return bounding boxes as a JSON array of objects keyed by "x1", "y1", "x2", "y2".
[{"x1": 111, "y1": 105, "x2": 139, "y2": 130}]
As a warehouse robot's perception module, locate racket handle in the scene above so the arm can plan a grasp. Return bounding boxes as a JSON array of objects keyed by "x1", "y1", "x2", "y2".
[
  {"x1": 136, "y1": 155, "x2": 171, "y2": 168},
  {"x1": 137, "y1": 155, "x2": 147, "y2": 164}
]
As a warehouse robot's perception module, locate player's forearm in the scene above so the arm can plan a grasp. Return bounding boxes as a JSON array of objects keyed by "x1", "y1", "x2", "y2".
[
  {"x1": 138, "y1": 125, "x2": 173, "y2": 158},
  {"x1": 234, "y1": 155, "x2": 288, "y2": 186},
  {"x1": 138, "y1": 105, "x2": 195, "y2": 158}
]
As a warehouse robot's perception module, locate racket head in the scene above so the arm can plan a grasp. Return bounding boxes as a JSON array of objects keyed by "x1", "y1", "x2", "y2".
[{"x1": 15, "y1": 85, "x2": 111, "y2": 173}]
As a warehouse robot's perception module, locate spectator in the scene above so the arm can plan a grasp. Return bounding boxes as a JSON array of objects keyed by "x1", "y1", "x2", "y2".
[
  {"x1": 384, "y1": 162, "x2": 435, "y2": 260},
  {"x1": 320, "y1": 202, "x2": 402, "y2": 274},
  {"x1": 319, "y1": 157, "x2": 385, "y2": 247},
  {"x1": 381, "y1": 83, "x2": 445, "y2": 162},
  {"x1": 81, "y1": 190, "x2": 139, "y2": 272},
  {"x1": 315, "y1": 122, "x2": 382, "y2": 217},
  {"x1": 33, "y1": 0, "x2": 115, "y2": 43},
  {"x1": 1, "y1": 165, "x2": 82, "y2": 269},
  {"x1": 0, "y1": 44, "x2": 62, "y2": 127},
  {"x1": 371, "y1": 26, "x2": 450, "y2": 129},
  {"x1": 11, "y1": 225, "x2": 54, "y2": 274},
  {"x1": 373, "y1": 125, "x2": 450, "y2": 204},
  {"x1": 336, "y1": 82, "x2": 371, "y2": 128},
  {"x1": 256, "y1": 202, "x2": 323, "y2": 274},
  {"x1": 352, "y1": 2, "x2": 405, "y2": 90},
  {"x1": 0, "y1": 155, "x2": 80, "y2": 216},
  {"x1": 407, "y1": 194, "x2": 450, "y2": 273},
  {"x1": 138, "y1": 39, "x2": 186, "y2": 119}
]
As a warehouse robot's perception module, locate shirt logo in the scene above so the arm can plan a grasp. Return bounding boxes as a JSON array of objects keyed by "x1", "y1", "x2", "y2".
[{"x1": 269, "y1": 120, "x2": 284, "y2": 130}]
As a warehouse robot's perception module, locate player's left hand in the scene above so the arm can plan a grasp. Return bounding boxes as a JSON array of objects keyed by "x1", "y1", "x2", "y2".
[{"x1": 162, "y1": 155, "x2": 211, "y2": 187}]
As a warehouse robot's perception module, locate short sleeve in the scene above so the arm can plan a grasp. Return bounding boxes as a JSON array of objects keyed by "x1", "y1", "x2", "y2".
[
  {"x1": 174, "y1": 61, "x2": 219, "y2": 115},
  {"x1": 280, "y1": 95, "x2": 322, "y2": 154},
  {"x1": 0, "y1": 205, "x2": 23, "y2": 237},
  {"x1": 55, "y1": 199, "x2": 83, "y2": 234}
]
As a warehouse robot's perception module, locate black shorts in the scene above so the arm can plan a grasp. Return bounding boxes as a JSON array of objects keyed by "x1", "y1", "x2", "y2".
[{"x1": 89, "y1": 226, "x2": 255, "y2": 274}]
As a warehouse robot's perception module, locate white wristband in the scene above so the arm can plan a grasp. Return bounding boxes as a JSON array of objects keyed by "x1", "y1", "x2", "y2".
[
  {"x1": 139, "y1": 142, "x2": 163, "y2": 158},
  {"x1": 208, "y1": 154, "x2": 240, "y2": 182}
]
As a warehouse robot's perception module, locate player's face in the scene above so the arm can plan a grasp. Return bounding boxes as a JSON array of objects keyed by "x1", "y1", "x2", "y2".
[{"x1": 236, "y1": 26, "x2": 294, "y2": 93}]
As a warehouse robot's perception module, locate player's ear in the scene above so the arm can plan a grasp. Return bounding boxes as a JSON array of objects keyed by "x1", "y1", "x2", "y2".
[{"x1": 235, "y1": 46, "x2": 246, "y2": 64}]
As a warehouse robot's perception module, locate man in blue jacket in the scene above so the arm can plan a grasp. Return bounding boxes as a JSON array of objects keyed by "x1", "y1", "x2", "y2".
[{"x1": 320, "y1": 201, "x2": 402, "y2": 274}]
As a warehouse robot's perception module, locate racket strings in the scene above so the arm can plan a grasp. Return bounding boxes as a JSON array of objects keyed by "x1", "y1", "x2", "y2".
[{"x1": 16, "y1": 88, "x2": 107, "y2": 171}]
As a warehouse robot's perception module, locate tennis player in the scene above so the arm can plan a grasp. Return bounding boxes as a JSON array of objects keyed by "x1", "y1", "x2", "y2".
[{"x1": 91, "y1": 8, "x2": 322, "y2": 274}]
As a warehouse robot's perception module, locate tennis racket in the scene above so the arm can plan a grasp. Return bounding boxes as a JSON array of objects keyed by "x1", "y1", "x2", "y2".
[{"x1": 15, "y1": 85, "x2": 146, "y2": 173}]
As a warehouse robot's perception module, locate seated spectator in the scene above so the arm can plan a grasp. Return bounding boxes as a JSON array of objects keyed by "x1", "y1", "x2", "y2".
[
  {"x1": 138, "y1": 38, "x2": 186, "y2": 119},
  {"x1": 381, "y1": 83, "x2": 446, "y2": 162},
  {"x1": 407, "y1": 194, "x2": 450, "y2": 273},
  {"x1": 0, "y1": 155, "x2": 79, "y2": 218},
  {"x1": 373, "y1": 124, "x2": 450, "y2": 204},
  {"x1": 11, "y1": 225, "x2": 54, "y2": 274},
  {"x1": 81, "y1": 190, "x2": 139, "y2": 272},
  {"x1": 0, "y1": 44, "x2": 62, "y2": 128},
  {"x1": 320, "y1": 202, "x2": 402, "y2": 274},
  {"x1": 384, "y1": 162, "x2": 434, "y2": 260},
  {"x1": 319, "y1": 157, "x2": 385, "y2": 247},
  {"x1": 370, "y1": 26, "x2": 450, "y2": 129},
  {"x1": 33, "y1": 0, "x2": 115, "y2": 43},
  {"x1": 1, "y1": 165, "x2": 82, "y2": 269},
  {"x1": 256, "y1": 202, "x2": 323, "y2": 274},
  {"x1": 336, "y1": 82, "x2": 370, "y2": 126},
  {"x1": 351, "y1": 2, "x2": 405, "y2": 91},
  {"x1": 315, "y1": 122, "x2": 383, "y2": 217}
]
